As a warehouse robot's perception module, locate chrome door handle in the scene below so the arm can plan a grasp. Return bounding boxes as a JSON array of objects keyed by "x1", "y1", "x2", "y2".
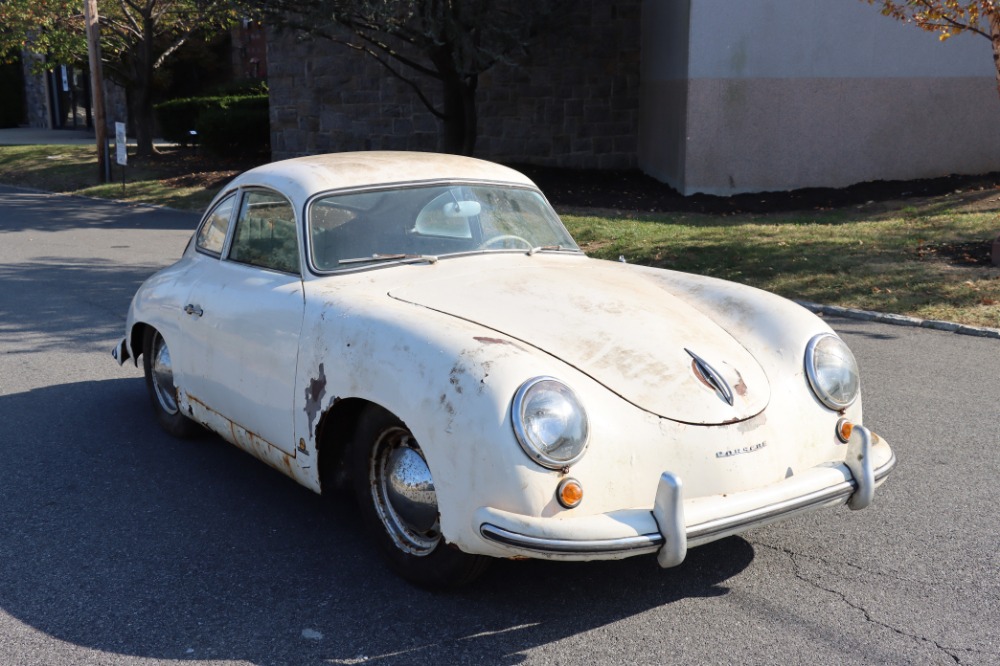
[{"x1": 183, "y1": 304, "x2": 203, "y2": 317}]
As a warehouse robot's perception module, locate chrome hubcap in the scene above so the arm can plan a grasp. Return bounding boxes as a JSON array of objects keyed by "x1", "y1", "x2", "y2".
[
  {"x1": 370, "y1": 427, "x2": 440, "y2": 556},
  {"x1": 151, "y1": 332, "x2": 179, "y2": 415}
]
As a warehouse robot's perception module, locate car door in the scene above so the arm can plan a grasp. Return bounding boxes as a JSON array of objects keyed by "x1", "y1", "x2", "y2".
[{"x1": 177, "y1": 188, "x2": 305, "y2": 456}]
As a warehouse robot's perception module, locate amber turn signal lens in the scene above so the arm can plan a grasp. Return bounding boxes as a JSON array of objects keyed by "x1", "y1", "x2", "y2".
[
  {"x1": 556, "y1": 478, "x2": 584, "y2": 509},
  {"x1": 836, "y1": 418, "x2": 853, "y2": 443}
]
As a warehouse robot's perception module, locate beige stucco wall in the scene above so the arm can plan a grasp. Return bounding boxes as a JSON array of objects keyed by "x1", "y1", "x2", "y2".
[{"x1": 641, "y1": 0, "x2": 1000, "y2": 195}]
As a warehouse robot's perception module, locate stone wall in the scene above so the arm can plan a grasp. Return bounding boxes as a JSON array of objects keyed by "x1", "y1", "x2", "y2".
[
  {"x1": 267, "y1": 0, "x2": 641, "y2": 168},
  {"x1": 21, "y1": 52, "x2": 50, "y2": 129}
]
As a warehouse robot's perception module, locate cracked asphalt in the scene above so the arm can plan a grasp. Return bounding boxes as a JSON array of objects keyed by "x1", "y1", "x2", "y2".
[{"x1": 1, "y1": 186, "x2": 997, "y2": 665}]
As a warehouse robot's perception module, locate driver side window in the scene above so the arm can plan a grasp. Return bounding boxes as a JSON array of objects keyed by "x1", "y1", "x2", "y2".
[{"x1": 228, "y1": 190, "x2": 300, "y2": 275}]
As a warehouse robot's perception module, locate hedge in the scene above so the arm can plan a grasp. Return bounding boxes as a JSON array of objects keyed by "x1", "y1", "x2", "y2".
[{"x1": 155, "y1": 93, "x2": 269, "y2": 156}]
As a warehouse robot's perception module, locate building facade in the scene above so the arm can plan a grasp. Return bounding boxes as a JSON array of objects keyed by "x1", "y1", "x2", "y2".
[
  {"x1": 264, "y1": 0, "x2": 1000, "y2": 195},
  {"x1": 643, "y1": 0, "x2": 1000, "y2": 195},
  {"x1": 266, "y1": 0, "x2": 642, "y2": 169}
]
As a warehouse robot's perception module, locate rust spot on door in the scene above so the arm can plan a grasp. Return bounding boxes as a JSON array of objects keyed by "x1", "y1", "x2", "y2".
[{"x1": 305, "y1": 363, "x2": 327, "y2": 429}]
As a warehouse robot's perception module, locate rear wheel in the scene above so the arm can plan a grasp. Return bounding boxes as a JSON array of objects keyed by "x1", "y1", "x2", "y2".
[
  {"x1": 352, "y1": 406, "x2": 489, "y2": 588},
  {"x1": 142, "y1": 327, "x2": 199, "y2": 438}
]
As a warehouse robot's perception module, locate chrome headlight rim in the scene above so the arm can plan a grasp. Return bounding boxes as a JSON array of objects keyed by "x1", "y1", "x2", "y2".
[
  {"x1": 804, "y1": 332, "x2": 860, "y2": 410},
  {"x1": 511, "y1": 376, "x2": 590, "y2": 470}
]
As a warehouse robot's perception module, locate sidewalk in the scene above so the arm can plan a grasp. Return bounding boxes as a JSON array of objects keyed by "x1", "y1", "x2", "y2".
[
  {"x1": 0, "y1": 127, "x2": 174, "y2": 147},
  {"x1": 0, "y1": 127, "x2": 97, "y2": 145}
]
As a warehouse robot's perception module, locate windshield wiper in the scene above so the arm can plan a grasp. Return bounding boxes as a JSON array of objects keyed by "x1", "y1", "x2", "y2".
[
  {"x1": 528, "y1": 244, "x2": 581, "y2": 255},
  {"x1": 338, "y1": 253, "x2": 439, "y2": 266}
]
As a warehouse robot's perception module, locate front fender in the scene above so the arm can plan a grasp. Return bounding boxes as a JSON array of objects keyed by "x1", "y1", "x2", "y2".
[{"x1": 293, "y1": 293, "x2": 581, "y2": 548}]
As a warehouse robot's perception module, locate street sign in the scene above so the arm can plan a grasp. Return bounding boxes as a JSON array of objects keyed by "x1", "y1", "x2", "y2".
[{"x1": 115, "y1": 122, "x2": 127, "y2": 166}]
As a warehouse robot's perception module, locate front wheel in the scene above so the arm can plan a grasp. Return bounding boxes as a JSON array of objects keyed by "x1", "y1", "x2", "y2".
[
  {"x1": 142, "y1": 327, "x2": 200, "y2": 438},
  {"x1": 352, "y1": 406, "x2": 489, "y2": 588}
]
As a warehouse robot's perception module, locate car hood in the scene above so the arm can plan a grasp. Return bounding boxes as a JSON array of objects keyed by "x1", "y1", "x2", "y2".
[{"x1": 388, "y1": 260, "x2": 770, "y2": 424}]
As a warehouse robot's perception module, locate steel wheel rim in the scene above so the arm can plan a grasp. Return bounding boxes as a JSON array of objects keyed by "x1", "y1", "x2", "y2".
[
  {"x1": 151, "y1": 332, "x2": 179, "y2": 415},
  {"x1": 369, "y1": 427, "x2": 441, "y2": 556}
]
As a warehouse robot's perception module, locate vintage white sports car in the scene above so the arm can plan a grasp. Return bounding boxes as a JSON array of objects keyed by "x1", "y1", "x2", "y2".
[{"x1": 113, "y1": 152, "x2": 896, "y2": 587}]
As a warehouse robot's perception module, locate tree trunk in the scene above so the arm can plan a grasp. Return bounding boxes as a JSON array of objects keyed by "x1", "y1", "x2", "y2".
[
  {"x1": 988, "y1": 12, "x2": 1000, "y2": 266},
  {"x1": 990, "y1": 12, "x2": 1000, "y2": 102},
  {"x1": 430, "y1": 46, "x2": 478, "y2": 156},
  {"x1": 130, "y1": 16, "x2": 157, "y2": 157},
  {"x1": 128, "y1": 79, "x2": 156, "y2": 157}
]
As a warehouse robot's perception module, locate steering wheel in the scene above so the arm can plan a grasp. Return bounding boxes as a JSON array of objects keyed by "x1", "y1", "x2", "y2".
[{"x1": 480, "y1": 234, "x2": 533, "y2": 250}]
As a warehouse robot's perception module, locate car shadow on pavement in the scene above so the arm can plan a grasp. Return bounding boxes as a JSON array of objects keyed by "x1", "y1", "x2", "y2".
[{"x1": 0, "y1": 378, "x2": 754, "y2": 666}]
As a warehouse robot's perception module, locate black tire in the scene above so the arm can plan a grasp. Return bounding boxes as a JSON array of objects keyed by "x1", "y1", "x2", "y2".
[
  {"x1": 142, "y1": 327, "x2": 200, "y2": 439},
  {"x1": 352, "y1": 405, "x2": 489, "y2": 588}
]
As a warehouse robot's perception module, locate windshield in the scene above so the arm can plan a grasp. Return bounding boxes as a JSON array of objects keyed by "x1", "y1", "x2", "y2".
[{"x1": 308, "y1": 184, "x2": 579, "y2": 271}]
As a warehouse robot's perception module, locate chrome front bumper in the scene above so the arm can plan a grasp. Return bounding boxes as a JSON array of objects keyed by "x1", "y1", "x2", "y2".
[{"x1": 479, "y1": 426, "x2": 896, "y2": 567}]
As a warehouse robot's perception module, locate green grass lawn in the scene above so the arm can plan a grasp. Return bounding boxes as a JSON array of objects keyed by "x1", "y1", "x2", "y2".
[
  {"x1": 2, "y1": 143, "x2": 998, "y2": 328},
  {"x1": 0, "y1": 144, "x2": 246, "y2": 211},
  {"x1": 564, "y1": 201, "x2": 1000, "y2": 328}
]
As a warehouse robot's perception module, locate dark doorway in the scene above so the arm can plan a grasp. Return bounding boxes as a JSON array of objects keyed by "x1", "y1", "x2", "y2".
[{"x1": 48, "y1": 64, "x2": 92, "y2": 130}]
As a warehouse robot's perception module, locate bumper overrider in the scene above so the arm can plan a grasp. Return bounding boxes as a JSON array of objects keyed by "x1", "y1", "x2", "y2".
[{"x1": 478, "y1": 426, "x2": 895, "y2": 567}]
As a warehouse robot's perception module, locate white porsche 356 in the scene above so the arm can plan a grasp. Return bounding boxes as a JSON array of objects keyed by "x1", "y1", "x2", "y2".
[{"x1": 114, "y1": 152, "x2": 895, "y2": 587}]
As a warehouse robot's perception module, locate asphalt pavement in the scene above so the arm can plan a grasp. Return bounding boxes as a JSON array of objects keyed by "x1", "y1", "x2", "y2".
[{"x1": 0, "y1": 186, "x2": 997, "y2": 665}]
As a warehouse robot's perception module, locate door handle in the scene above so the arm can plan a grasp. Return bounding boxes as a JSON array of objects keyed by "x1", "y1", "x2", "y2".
[{"x1": 183, "y1": 304, "x2": 203, "y2": 317}]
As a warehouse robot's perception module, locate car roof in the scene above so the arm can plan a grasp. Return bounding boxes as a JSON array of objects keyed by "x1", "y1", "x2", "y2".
[{"x1": 223, "y1": 151, "x2": 538, "y2": 207}]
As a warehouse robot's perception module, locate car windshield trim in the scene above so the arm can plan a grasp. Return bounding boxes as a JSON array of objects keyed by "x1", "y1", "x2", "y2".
[
  {"x1": 313, "y1": 248, "x2": 585, "y2": 275},
  {"x1": 306, "y1": 178, "x2": 538, "y2": 201}
]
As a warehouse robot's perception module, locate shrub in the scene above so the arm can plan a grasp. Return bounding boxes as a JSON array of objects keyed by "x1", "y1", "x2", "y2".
[
  {"x1": 155, "y1": 93, "x2": 270, "y2": 155},
  {"x1": 196, "y1": 96, "x2": 270, "y2": 157},
  {"x1": 155, "y1": 97, "x2": 203, "y2": 144}
]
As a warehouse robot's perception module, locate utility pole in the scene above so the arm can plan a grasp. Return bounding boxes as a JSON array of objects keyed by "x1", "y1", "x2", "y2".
[{"x1": 83, "y1": 0, "x2": 108, "y2": 183}]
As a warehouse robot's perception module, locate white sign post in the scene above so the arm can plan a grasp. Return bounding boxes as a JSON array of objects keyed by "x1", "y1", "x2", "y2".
[
  {"x1": 114, "y1": 122, "x2": 127, "y2": 195},
  {"x1": 115, "y1": 122, "x2": 127, "y2": 165}
]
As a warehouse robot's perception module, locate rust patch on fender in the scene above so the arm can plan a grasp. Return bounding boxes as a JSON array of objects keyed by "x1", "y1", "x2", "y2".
[
  {"x1": 305, "y1": 363, "x2": 327, "y2": 430},
  {"x1": 732, "y1": 369, "x2": 748, "y2": 397},
  {"x1": 472, "y1": 336, "x2": 527, "y2": 352},
  {"x1": 474, "y1": 336, "x2": 509, "y2": 345}
]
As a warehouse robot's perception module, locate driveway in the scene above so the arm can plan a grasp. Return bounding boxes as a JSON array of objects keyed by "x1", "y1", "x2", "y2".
[{"x1": 0, "y1": 187, "x2": 996, "y2": 665}]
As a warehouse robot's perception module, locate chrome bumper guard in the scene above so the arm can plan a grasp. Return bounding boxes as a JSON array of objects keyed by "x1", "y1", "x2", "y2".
[
  {"x1": 480, "y1": 426, "x2": 896, "y2": 568},
  {"x1": 111, "y1": 337, "x2": 130, "y2": 366}
]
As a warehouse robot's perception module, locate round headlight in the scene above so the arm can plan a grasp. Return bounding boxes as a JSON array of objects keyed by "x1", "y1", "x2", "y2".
[
  {"x1": 512, "y1": 377, "x2": 590, "y2": 469},
  {"x1": 805, "y1": 333, "x2": 860, "y2": 410}
]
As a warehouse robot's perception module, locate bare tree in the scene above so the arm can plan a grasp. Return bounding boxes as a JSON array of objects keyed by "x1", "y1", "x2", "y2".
[{"x1": 257, "y1": 0, "x2": 567, "y2": 155}]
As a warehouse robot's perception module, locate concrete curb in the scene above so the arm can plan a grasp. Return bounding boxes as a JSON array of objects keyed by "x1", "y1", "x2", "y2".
[{"x1": 796, "y1": 300, "x2": 1000, "y2": 340}]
